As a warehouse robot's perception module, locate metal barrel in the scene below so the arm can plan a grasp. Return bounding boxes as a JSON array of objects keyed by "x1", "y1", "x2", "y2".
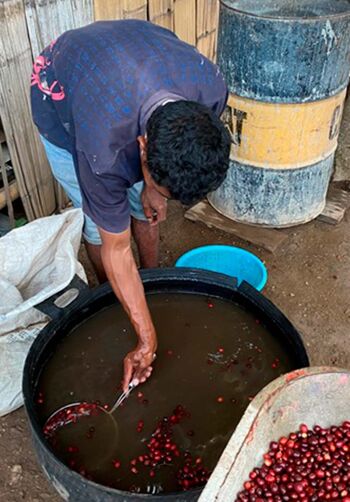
[{"x1": 209, "y1": 0, "x2": 350, "y2": 227}]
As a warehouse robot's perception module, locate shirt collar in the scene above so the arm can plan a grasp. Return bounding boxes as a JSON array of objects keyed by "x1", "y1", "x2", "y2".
[{"x1": 139, "y1": 90, "x2": 185, "y2": 135}]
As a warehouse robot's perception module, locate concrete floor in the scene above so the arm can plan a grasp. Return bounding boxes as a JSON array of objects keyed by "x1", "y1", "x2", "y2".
[{"x1": 0, "y1": 101, "x2": 349, "y2": 501}]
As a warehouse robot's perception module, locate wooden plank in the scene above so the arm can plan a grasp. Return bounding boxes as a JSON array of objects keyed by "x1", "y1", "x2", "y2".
[
  {"x1": 0, "y1": 143, "x2": 15, "y2": 226},
  {"x1": 95, "y1": 0, "x2": 147, "y2": 21},
  {"x1": 1, "y1": 143, "x2": 10, "y2": 163},
  {"x1": 318, "y1": 186, "x2": 350, "y2": 225},
  {"x1": 174, "y1": 0, "x2": 196, "y2": 45},
  {"x1": 25, "y1": 0, "x2": 93, "y2": 56},
  {"x1": 94, "y1": 0, "x2": 123, "y2": 20},
  {"x1": 196, "y1": 0, "x2": 219, "y2": 60},
  {"x1": 149, "y1": 0, "x2": 174, "y2": 30},
  {"x1": 185, "y1": 200, "x2": 288, "y2": 253},
  {"x1": 122, "y1": 0, "x2": 148, "y2": 19},
  {"x1": 0, "y1": 0, "x2": 57, "y2": 220},
  {"x1": 0, "y1": 180, "x2": 19, "y2": 211}
]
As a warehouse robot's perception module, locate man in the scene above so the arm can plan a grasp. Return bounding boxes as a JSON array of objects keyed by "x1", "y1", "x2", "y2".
[{"x1": 31, "y1": 20, "x2": 230, "y2": 393}]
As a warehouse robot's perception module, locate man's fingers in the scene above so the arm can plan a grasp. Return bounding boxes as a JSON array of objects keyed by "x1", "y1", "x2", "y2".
[
  {"x1": 134, "y1": 365, "x2": 153, "y2": 383},
  {"x1": 143, "y1": 200, "x2": 167, "y2": 225},
  {"x1": 148, "y1": 208, "x2": 159, "y2": 225},
  {"x1": 145, "y1": 210, "x2": 158, "y2": 226},
  {"x1": 133, "y1": 367, "x2": 145, "y2": 381},
  {"x1": 122, "y1": 345, "x2": 156, "y2": 392},
  {"x1": 123, "y1": 357, "x2": 134, "y2": 393},
  {"x1": 140, "y1": 368, "x2": 152, "y2": 382},
  {"x1": 158, "y1": 202, "x2": 167, "y2": 222},
  {"x1": 143, "y1": 203, "x2": 153, "y2": 219}
]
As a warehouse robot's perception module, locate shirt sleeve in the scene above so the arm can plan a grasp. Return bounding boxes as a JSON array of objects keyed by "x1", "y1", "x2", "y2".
[
  {"x1": 212, "y1": 84, "x2": 229, "y2": 117},
  {"x1": 74, "y1": 150, "x2": 131, "y2": 234}
]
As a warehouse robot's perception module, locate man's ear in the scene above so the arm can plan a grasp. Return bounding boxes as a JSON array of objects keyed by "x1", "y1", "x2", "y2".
[
  {"x1": 137, "y1": 135, "x2": 152, "y2": 183},
  {"x1": 137, "y1": 135, "x2": 147, "y2": 160}
]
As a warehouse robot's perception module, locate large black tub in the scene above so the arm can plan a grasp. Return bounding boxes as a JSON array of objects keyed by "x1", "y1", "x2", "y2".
[{"x1": 23, "y1": 269, "x2": 309, "y2": 501}]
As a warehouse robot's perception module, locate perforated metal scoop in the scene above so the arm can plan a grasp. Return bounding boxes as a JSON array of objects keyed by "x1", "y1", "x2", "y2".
[
  {"x1": 43, "y1": 401, "x2": 121, "y2": 468},
  {"x1": 43, "y1": 383, "x2": 135, "y2": 438}
]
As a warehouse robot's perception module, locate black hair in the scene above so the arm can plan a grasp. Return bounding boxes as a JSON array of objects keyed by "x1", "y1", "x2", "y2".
[{"x1": 146, "y1": 101, "x2": 231, "y2": 205}]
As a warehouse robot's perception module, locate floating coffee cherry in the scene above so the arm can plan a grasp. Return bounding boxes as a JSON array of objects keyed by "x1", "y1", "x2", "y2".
[
  {"x1": 112, "y1": 460, "x2": 121, "y2": 469},
  {"x1": 271, "y1": 357, "x2": 280, "y2": 369},
  {"x1": 167, "y1": 350, "x2": 174, "y2": 356},
  {"x1": 217, "y1": 396, "x2": 224, "y2": 404},
  {"x1": 218, "y1": 347, "x2": 225, "y2": 354},
  {"x1": 137, "y1": 391, "x2": 144, "y2": 399},
  {"x1": 137, "y1": 420, "x2": 144, "y2": 433},
  {"x1": 36, "y1": 391, "x2": 45, "y2": 404},
  {"x1": 236, "y1": 422, "x2": 350, "y2": 501},
  {"x1": 86, "y1": 431, "x2": 93, "y2": 439}
]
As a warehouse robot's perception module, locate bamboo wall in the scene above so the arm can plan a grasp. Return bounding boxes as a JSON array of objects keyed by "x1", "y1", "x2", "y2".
[
  {"x1": 94, "y1": 1, "x2": 219, "y2": 61},
  {"x1": 0, "y1": 0, "x2": 219, "y2": 220}
]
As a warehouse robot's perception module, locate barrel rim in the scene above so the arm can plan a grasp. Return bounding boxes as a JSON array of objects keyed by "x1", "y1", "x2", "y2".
[{"x1": 219, "y1": 0, "x2": 350, "y2": 21}]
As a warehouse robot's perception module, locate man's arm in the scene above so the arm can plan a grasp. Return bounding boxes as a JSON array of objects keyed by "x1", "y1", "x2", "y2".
[{"x1": 99, "y1": 226, "x2": 157, "y2": 392}]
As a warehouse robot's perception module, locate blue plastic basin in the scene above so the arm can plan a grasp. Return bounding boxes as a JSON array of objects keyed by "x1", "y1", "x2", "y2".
[{"x1": 175, "y1": 245, "x2": 268, "y2": 291}]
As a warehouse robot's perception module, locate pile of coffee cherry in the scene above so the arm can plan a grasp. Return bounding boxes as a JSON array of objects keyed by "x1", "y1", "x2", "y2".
[
  {"x1": 114, "y1": 404, "x2": 210, "y2": 490},
  {"x1": 236, "y1": 422, "x2": 350, "y2": 501}
]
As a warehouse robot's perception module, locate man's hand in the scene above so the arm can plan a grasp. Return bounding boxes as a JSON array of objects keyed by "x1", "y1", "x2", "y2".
[
  {"x1": 123, "y1": 339, "x2": 157, "y2": 392},
  {"x1": 142, "y1": 184, "x2": 167, "y2": 225}
]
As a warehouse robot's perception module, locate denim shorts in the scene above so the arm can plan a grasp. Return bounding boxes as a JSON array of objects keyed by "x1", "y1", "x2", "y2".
[{"x1": 40, "y1": 135, "x2": 147, "y2": 245}]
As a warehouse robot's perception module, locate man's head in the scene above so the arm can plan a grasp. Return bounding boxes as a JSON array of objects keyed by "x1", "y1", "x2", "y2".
[{"x1": 138, "y1": 101, "x2": 231, "y2": 204}]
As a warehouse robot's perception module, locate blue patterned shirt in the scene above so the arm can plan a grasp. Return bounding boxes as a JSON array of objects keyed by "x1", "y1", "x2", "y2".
[{"x1": 31, "y1": 20, "x2": 228, "y2": 232}]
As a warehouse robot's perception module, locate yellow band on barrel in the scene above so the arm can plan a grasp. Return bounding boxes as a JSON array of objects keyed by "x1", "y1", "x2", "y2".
[{"x1": 226, "y1": 90, "x2": 346, "y2": 169}]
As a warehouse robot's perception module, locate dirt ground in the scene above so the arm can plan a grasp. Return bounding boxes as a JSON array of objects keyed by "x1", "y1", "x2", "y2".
[{"x1": 1, "y1": 101, "x2": 350, "y2": 501}]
